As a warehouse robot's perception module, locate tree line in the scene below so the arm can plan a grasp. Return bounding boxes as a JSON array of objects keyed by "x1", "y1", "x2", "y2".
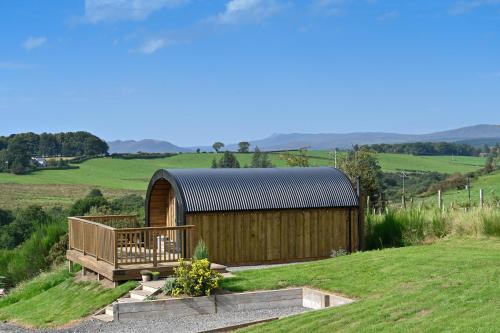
[
  {"x1": 0, "y1": 131, "x2": 108, "y2": 174},
  {"x1": 364, "y1": 142, "x2": 485, "y2": 156}
]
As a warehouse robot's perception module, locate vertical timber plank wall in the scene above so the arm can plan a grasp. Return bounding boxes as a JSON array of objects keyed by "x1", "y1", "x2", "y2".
[
  {"x1": 149, "y1": 180, "x2": 176, "y2": 228},
  {"x1": 186, "y1": 207, "x2": 359, "y2": 265}
]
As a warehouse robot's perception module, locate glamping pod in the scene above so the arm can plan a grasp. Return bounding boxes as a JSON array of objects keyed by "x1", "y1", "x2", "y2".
[{"x1": 145, "y1": 167, "x2": 364, "y2": 265}]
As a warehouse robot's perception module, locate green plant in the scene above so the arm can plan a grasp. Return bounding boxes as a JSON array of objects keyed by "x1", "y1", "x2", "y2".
[
  {"x1": 482, "y1": 209, "x2": 500, "y2": 237},
  {"x1": 140, "y1": 270, "x2": 152, "y2": 277},
  {"x1": 193, "y1": 240, "x2": 209, "y2": 261},
  {"x1": 172, "y1": 259, "x2": 222, "y2": 297},
  {"x1": 163, "y1": 277, "x2": 178, "y2": 296},
  {"x1": 151, "y1": 271, "x2": 160, "y2": 280},
  {"x1": 330, "y1": 248, "x2": 348, "y2": 258}
]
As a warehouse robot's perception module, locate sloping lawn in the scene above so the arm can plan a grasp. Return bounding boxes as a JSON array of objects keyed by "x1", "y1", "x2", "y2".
[
  {"x1": 220, "y1": 238, "x2": 500, "y2": 332},
  {"x1": 0, "y1": 268, "x2": 137, "y2": 327}
]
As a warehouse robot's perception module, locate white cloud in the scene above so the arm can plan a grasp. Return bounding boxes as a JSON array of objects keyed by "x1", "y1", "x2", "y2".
[
  {"x1": 377, "y1": 10, "x2": 399, "y2": 21},
  {"x1": 83, "y1": 0, "x2": 188, "y2": 23},
  {"x1": 0, "y1": 61, "x2": 37, "y2": 70},
  {"x1": 138, "y1": 38, "x2": 166, "y2": 54},
  {"x1": 449, "y1": 0, "x2": 500, "y2": 15},
  {"x1": 22, "y1": 37, "x2": 47, "y2": 50},
  {"x1": 214, "y1": 0, "x2": 284, "y2": 24}
]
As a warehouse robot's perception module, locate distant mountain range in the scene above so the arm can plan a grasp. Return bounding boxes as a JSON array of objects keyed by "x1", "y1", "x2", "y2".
[
  {"x1": 108, "y1": 124, "x2": 500, "y2": 153},
  {"x1": 107, "y1": 139, "x2": 190, "y2": 154}
]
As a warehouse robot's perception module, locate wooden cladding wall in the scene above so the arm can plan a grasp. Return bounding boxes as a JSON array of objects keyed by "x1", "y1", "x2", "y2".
[
  {"x1": 149, "y1": 179, "x2": 176, "y2": 228},
  {"x1": 185, "y1": 207, "x2": 359, "y2": 265}
]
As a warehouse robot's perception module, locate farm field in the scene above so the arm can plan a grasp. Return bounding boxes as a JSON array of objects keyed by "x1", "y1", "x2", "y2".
[
  {"x1": 421, "y1": 170, "x2": 500, "y2": 207},
  {"x1": 304, "y1": 151, "x2": 486, "y2": 173},
  {"x1": 0, "y1": 151, "x2": 489, "y2": 209},
  {"x1": 221, "y1": 238, "x2": 500, "y2": 333}
]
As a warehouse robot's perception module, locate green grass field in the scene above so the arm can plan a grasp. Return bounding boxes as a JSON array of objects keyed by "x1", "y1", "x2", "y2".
[
  {"x1": 0, "y1": 152, "x2": 487, "y2": 190},
  {"x1": 421, "y1": 170, "x2": 500, "y2": 207},
  {"x1": 0, "y1": 151, "x2": 489, "y2": 209},
  {"x1": 0, "y1": 268, "x2": 137, "y2": 327},
  {"x1": 219, "y1": 238, "x2": 500, "y2": 332}
]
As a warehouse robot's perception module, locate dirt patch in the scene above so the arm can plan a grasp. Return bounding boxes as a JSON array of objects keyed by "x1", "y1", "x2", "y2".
[{"x1": 0, "y1": 183, "x2": 144, "y2": 210}]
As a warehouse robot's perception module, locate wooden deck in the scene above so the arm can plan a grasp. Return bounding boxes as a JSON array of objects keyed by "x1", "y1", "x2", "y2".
[
  {"x1": 67, "y1": 250, "x2": 227, "y2": 282},
  {"x1": 66, "y1": 215, "x2": 226, "y2": 284}
]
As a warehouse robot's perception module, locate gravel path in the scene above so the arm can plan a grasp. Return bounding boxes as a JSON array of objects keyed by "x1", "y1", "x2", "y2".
[{"x1": 0, "y1": 307, "x2": 308, "y2": 333}]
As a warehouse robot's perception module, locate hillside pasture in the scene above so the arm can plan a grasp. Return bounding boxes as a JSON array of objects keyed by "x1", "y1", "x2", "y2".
[{"x1": 0, "y1": 152, "x2": 488, "y2": 209}]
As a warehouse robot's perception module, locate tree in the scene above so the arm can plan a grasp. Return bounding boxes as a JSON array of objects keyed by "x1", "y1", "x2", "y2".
[
  {"x1": 69, "y1": 189, "x2": 109, "y2": 216},
  {"x1": 238, "y1": 141, "x2": 251, "y2": 153},
  {"x1": 215, "y1": 151, "x2": 240, "y2": 168},
  {"x1": 0, "y1": 205, "x2": 48, "y2": 249},
  {"x1": 196, "y1": 148, "x2": 201, "y2": 154},
  {"x1": 251, "y1": 147, "x2": 273, "y2": 168},
  {"x1": 211, "y1": 158, "x2": 218, "y2": 168},
  {"x1": 83, "y1": 136, "x2": 108, "y2": 156},
  {"x1": 0, "y1": 149, "x2": 7, "y2": 172},
  {"x1": 6, "y1": 135, "x2": 33, "y2": 174},
  {"x1": 212, "y1": 142, "x2": 224, "y2": 153},
  {"x1": 484, "y1": 156, "x2": 496, "y2": 174},
  {"x1": 337, "y1": 147, "x2": 383, "y2": 204},
  {"x1": 0, "y1": 209, "x2": 14, "y2": 227},
  {"x1": 38, "y1": 133, "x2": 60, "y2": 157},
  {"x1": 280, "y1": 148, "x2": 309, "y2": 167}
]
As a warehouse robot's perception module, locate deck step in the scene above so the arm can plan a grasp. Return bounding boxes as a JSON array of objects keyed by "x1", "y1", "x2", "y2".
[
  {"x1": 130, "y1": 289, "x2": 154, "y2": 300},
  {"x1": 94, "y1": 314, "x2": 114, "y2": 322},
  {"x1": 142, "y1": 280, "x2": 164, "y2": 292},
  {"x1": 104, "y1": 306, "x2": 114, "y2": 316},
  {"x1": 117, "y1": 297, "x2": 139, "y2": 303}
]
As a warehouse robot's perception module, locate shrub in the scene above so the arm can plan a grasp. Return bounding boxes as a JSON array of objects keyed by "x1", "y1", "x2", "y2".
[
  {"x1": 330, "y1": 248, "x2": 348, "y2": 258},
  {"x1": 482, "y1": 209, "x2": 500, "y2": 237},
  {"x1": 140, "y1": 270, "x2": 152, "y2": 277},
  {"x1": 172, "y1": 259, "x2": 222, "y2": 297},
  {"x1": 46, "y1": 234, "x2": 69, "y2": 266},
  {"x1": 69, "y1": 189, "x2": 108, "y2": 216},
  {"x1": 163, "y1": 277, "x2": 178, "y2": 296},
  {"x1": 192, "y1": 240, "x2": 209, "y2": 261}
]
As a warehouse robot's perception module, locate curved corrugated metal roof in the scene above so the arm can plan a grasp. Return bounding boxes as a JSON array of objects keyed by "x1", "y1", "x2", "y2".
[{"x1": 148, "y1": 167, "x2": 358, "y2": 214}]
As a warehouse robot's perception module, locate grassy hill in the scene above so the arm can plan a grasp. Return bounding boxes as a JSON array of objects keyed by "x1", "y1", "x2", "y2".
[
  {"x1": 0, "y1": 269, "x2": 137, "y2": 327},
  {"x1": 421, "y1": 170, "x2": 500, "y2": 207},
  {"x1": 3, "y1": 238, "x2": 500, "y2": 330},
  {"x1": 0, "y1": 151, "x2": 488, "y2": 209},
  {"x1": 221, "y1": 238, "x2": 500, "y2": 332}
]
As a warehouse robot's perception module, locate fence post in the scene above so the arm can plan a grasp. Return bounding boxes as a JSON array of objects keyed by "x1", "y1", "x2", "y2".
[
  {"x1": 402, "y1": 195, "x2": 406, "y2": 209},
  {"x1": 480, "y1": 189, "x2": 484, "y2": 208},
  {"x1": 438, "y1": 190, "x2": 443, "y2": 210}
]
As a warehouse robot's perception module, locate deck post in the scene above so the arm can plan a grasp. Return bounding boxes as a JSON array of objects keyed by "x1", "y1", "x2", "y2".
[
  {"x1": 68, "y1": 260, "x2": 73, "y2": 273},
  {"x1": 95, "y1": 224, "x2": 99, "y2": 261},
  {"x1": 82, "y1": 221, "x2": 86, "y2": 255},
  {"x1": 113, "y1": 230, "x2": 118, "y2": 269},
  {"x1": 153, "y1": 231, "x2": 158, "y2": 267}
]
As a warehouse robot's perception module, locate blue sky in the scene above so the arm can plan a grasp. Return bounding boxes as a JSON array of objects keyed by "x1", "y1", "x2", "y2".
[{"x1": 0, "y1": 0, "x2": 499, "y2": 146}]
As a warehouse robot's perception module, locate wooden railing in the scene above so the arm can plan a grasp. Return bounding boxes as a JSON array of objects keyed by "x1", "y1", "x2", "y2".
[{"x1": 68, "y1": 215, "x2": 193, "y2": 268}]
